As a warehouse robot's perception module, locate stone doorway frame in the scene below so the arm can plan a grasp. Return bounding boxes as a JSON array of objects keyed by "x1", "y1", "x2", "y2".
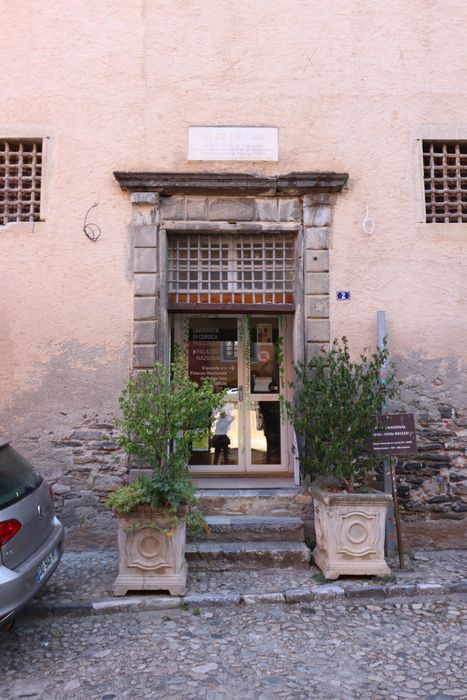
[{"x1": 114, "y1": 171, "x2": 348, "y2": 373}]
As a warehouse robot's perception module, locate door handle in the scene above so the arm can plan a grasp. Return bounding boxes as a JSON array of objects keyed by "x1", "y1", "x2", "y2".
[{"x1": 238, "y1": 385, "x2": 243, "y2": 402}]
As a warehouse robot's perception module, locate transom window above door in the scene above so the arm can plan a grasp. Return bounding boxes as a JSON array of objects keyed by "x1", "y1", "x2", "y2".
[{"x1": 167, "y1": 233, "x2": 295, "y2": 306}]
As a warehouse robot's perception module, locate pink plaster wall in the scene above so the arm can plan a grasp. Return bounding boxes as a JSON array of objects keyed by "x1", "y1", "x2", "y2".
[{"x1": 1, "y1": 0, "x2": 466, "y2": 444}]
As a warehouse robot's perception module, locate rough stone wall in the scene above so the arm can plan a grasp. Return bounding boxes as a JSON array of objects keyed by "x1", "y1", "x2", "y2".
[
  {"x1": 396, "y1": 411, "x2": 467, "y2": 521},
  {"x1": 389, "y1": 357, "x2": 467, "y2": 546},
  {"x1": 47, "y1": 416, "x2": 126, "y2": 549}
]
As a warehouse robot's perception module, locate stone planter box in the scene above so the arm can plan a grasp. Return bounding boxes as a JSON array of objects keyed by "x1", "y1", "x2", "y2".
[
  {"x1": 310, "y1": 486, "x2": 392, "y2": 580},
  {"x1": 113, "y1": 508, "x2": 187, "y2": 596}
]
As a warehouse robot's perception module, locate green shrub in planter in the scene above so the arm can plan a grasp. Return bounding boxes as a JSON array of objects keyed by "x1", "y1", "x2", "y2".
[
  {"x1": 285, "y1": 337, "x2": 399, "y2": 492},
  {"x1": 107, "y1": 358, "x2": 224, "y2": 521}
]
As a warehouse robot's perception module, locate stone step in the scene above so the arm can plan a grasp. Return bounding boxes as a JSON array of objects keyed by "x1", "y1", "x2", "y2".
[
  {"x1": 190, "y1": 515, "x2": 305, "y2": 543},
  {"x1": 196, "y1": 488, "x2": 308, "y2": 517},
  {"x1": 186, "y1": 541, "x2": 311, "y2": 570}
]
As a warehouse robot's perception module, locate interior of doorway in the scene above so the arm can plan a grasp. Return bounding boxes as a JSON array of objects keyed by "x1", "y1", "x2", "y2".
[{"x1": 171, "y1": 313, "x2": 296, "y2": 481}]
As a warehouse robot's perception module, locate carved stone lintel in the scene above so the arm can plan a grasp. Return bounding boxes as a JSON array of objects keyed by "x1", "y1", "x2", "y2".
[{"x1": 115, "y1": 171, "x2": 349, "y2": 197}]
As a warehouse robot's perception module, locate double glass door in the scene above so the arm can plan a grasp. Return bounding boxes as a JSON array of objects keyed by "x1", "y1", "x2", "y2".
[{"x1": 172, "y1": 315, "x2": 292, "y2": 475}]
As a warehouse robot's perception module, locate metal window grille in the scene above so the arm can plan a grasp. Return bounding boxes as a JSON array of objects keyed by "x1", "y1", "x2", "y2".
[
  {"x1": 423, "y1": 141, "x2": 467, "y2": 223},
  {"x1": 168, "y1": 233, "x2": 295, "y2": 305},
  {"x1": 0, "y1": 140, "x2": 42, "y2": 226}
]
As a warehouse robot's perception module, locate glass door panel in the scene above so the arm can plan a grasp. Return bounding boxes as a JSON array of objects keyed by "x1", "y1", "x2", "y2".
[
  {"x1": 246, "y1": 317, "x2": 286, "y2": 471},
  {"x1": 172, "y1": 314, "x2": 291, "y2": 475},
  {"x1": 185, "y1": 317, "x2": 242, "y2": 469},
  {"x1": 249, "y1": 402, "x2": 282, "y2": 465},
  {"x1": 250, "y1": 318, "x2": 281, "y2": 394},
  {"x1": 187, "y1": 317, "x2": 238, "y2": 392}
]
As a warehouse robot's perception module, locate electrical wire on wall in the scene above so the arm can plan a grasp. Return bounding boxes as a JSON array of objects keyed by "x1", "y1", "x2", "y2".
[{"x1": 83, "y1": 203, "x2": 101, "y2": 242}]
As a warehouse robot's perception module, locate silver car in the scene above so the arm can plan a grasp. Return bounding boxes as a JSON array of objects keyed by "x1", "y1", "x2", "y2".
[{"x1": 0, "y1": 437, "x2": 64, "y2": 628}]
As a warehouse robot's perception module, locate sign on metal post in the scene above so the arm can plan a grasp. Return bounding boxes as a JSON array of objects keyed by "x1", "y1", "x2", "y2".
[
  {"x1": 370, "y1": 414, "x2": 417, "y2": 456},
  {"x1": 370, "y1": 413, "x2": 417, "y2": 570}
]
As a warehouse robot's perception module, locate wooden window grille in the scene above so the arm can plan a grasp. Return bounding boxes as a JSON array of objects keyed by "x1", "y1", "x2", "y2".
[
  {"x1": 423, "y1": 141, "x2": 467, "y2": 223},
  {"x1": 168, "y1": 233, "x2": 295, "y2": 305},
  {"x1": 0, "y1": 140, "x2": 42, "y2": 226}
]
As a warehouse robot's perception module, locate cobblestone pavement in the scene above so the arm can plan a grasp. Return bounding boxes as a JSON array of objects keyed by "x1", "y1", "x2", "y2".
[
  {"x1": 2, "y1": 597, "x2": 466, "y2": 699},
  {"x1": 27, "y1": 549, "x2": 467, "y2": 615}
]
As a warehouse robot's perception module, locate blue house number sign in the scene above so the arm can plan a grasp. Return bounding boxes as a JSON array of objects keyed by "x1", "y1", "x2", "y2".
[{"x1": 336, "y1": 291, "x2": 351, "y2": 300}]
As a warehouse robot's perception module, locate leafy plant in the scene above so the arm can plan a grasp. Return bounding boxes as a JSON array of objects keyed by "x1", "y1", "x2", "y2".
[
  {"x1": 107, "y1": 358, "x2": 224, "y2": 514},
  {"x1": 285, "y1": 337, "x2": 399, "y2": 492},
  {"x1": 186, "y1": 506, "x2": 210, "y2": 538}
]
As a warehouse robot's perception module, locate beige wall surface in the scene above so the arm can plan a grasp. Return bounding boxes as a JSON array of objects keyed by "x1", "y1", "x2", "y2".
[{"x1": 1, "y1": 1, "x2": 466, "y2": 537}]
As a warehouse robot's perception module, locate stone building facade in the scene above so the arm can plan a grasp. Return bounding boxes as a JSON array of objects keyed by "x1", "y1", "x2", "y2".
[{"x1": 1, "y1": 1, "x2": 466, "y2": 548}]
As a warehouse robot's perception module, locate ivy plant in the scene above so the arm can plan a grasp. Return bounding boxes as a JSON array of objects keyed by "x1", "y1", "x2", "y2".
[{"x1": 284, "y1": 337, "x2": 399, "y2": 492}]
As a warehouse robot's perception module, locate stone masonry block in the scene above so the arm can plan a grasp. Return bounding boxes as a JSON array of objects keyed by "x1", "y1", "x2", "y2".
[
  {"x1": 305, "y1": 295, "x2": 329, "y2": 318},
  {"x1": 132, "y1": 205, "x2": 157, "y2": 226},
  {"x1": 306, "y1": 318, "x2": 330, "y2": 343},
  {"x1": 159, "y1": 196, "x2": 186, "y2": 220},
  {"x1": 133, "y1": 344, "x2": 157, "y2": 369},
  {"x1": 131, "y1": 193, "x2": 158, "y2": 205},
  {"x1": 255, "y1": 198, "x2": 278, "y2": 222},
  {"x1": 305, "y1": 272, "x2": 329, "y2": 295},
  {"x1": 134, "y1": 297, "x2": 157, "y2": 320},
  {"x1": 134, "y1": 274, "x2": 158, "y2": 297},
  {"x1": 304, "y1": 204, "x2": 332, "y2": 227},
  {"x1": 133, "y1": 225, "x2": 158, "y2": 248},
  {"x1": 186, "y1": 198, "x2": 208, "y2": 220},
  {"x1": 305, "y1": 250, "x2": 329, "y2": 272},
  {"x1": 279, "y1": 198, "x2": 301, "y2": 222},
  {"x1": 208, "y1": 198, "x2": 255, "y2": 221},
  {"x1": 303, "y1": 193, "x2": 333, "y2": 206},
  {"x1": 134, "y1": 248, "x2": 157, "y2": 273},
  {"x1": 304, "y1": 227, "x2": 329, "y2": 250},
  {"x1": 231, "y1": 223, "x2": 263, "y2": 232},
  {"x1": 133, "y1": 321, "x2": 157, "y2": 344},
  {"x1": 305, "y1": 341, "x2": 329, "y2": 363}
]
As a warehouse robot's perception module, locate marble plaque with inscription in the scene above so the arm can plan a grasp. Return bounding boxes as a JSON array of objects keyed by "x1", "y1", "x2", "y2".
[{"x1": 188, "y1": 126, "x2": 278, "y2": 161}]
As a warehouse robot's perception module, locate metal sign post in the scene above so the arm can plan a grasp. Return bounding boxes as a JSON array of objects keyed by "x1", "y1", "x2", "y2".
[
  {"x1": 377, "y1": 310, "x2": 397, "y2": 559},
  {"x1": 390, "y1": 457, "x2": 405, "y2": 569},
  {"x1": 370, "y1": 413, "x2": 417, "y2": 570}
]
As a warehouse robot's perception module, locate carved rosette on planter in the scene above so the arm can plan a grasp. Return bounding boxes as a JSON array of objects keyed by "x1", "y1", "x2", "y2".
[
  {"x1": 310, "y1": 486, "x2": 392, "y2": 580},
  {"x1": 113, "y1": 508, "x2": 188, "y2": 596}
]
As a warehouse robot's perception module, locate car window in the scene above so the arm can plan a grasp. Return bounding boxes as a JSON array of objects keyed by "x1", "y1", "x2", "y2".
[{"x1": 0, "y1": 445, "x2": 43, "y2": 509}]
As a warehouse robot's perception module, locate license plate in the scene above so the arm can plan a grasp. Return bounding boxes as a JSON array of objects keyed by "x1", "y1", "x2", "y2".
[{"x1": 36, "y1": 548, "x2": 59, "y2": 583}]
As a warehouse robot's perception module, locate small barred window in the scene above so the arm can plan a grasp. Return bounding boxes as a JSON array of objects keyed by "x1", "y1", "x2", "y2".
[
  {"x1": 423, "y1": 141, "x2": 467, "y2": 223},
  {"x1": 0, "y1": 140, "x2": 42, "y2": 226}
]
